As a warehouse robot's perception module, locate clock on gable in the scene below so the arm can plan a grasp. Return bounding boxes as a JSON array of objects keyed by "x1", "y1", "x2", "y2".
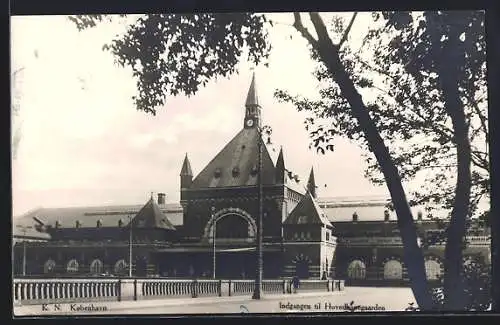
[{"x1": 245, "y1": 119, "x2": 254, "y2": 127}]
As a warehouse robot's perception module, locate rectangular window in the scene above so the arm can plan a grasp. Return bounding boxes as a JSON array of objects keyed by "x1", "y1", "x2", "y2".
[{"x1": 326, "y1": 231, "x2": 330, "y2": 241}]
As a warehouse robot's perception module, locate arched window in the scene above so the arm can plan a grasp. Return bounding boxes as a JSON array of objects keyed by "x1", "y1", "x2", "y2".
[
  {"x1": 90, "y1": 259, "x2": 104, "y2": 274},
  {"x1": 66, "y1": 259, "x2": 79, "y2": 273},
  {"x1": 347, "y1": 260, "x2": 366, "y2": 279},
  {"x1": 114, "y1": 259, "x2": 128, "y2": 275},
  {"x1": 44, "y1": 259, "x2": 56, "y2": 274},
  {"x1": 383, "y1": 259, "x2": 403, "y2": 280},
  {"x1": 425, "y1": 259, "x2": 442, "y2": 280}
]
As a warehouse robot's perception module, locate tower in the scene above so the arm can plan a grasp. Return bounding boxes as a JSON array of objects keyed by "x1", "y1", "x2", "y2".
[
  {"x1": 180, "y1": 153, "x2": 193, "y2": 189},
  {"x1": 243, "y1": 72, "x2": 261, "y2": 129}
]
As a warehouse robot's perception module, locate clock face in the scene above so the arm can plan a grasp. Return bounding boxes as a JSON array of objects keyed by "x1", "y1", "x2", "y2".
[{"x1": 246, "y1": 119, "x2": 254, "y2": 127}]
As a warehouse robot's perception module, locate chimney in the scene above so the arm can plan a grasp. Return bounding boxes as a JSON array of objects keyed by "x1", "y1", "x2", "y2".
[{"x1": 157, "y1": 193, "x2": 166, "y2": 205}]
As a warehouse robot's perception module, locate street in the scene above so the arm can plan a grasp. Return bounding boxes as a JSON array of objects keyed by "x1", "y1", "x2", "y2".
[{"x1": 14, "y1": 287, "x2": 416, "y2": 316}]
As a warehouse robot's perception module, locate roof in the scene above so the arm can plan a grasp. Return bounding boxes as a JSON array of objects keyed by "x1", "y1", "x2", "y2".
[
  {"x1": 316, "y1": 196, "x2": 430, "y2": 222},
  {"x1": 190, "y1": 127, "x2": 276, "y2": 188},
  {"x1": 131, "y1": 197, "x2": 176, "y2": 230},
  {"x1": 284, "y1": 191, "x2": 332, "y2": 227},
  {"x1": 13, "y1": 202, "x2": 183, "y2": 229},
  {"x1": 12, "y1": 225, "x2": 51, "y2": 240}
]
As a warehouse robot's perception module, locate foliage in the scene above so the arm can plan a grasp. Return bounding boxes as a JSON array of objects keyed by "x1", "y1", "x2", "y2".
[
  {"x1": 69, "y1": 14, "x2": 271, "y2": 115},
  {"x1": 275, "y1": 11, "x2": 488, "y2": 221}
]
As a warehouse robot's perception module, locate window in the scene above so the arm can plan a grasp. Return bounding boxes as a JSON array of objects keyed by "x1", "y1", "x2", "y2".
[
  {"x1": 66, "y1": 259, "x2": 79, "y2": 273},
  {"x1": 326, "y1": 231, "x2": 330, "y2": 241},
  {"x1": 90, "y1": 259, "x2": 104, "y2": 274},
  {"x1": 114, "y1": 259, "x2": 128, "y2": 275},
  {"x1": 306, "y1": 232, "x2": 311, "y2": 239},
  {"x1": 383, "y1": 260, "x2": 403, "y2": 280},
  {"x1": 44, "y1": 259, "x2": 56, "y2": 274},
  {"x1": 425, "y1": 259, "x2": 442, "y2": 280},
  {"x1": 347, "y1": 260, "x2": 366, "y2": 279}
]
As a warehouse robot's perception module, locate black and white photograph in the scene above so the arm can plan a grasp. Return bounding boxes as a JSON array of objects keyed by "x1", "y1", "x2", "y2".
[{"x1": 11, "y1": 11, "x2": 492, "y2": 316}]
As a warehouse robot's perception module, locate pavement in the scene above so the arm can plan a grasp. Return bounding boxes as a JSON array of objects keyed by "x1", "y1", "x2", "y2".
[{"x1": 13, "y1": 287, "x2": 417, "y2": 316}]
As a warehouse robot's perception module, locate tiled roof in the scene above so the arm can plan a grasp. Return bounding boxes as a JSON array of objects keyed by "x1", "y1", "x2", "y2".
[
  {"x1": 190, "y1": 127, "x2": 276, "y2": 188},
  {"x1": 284, "y1": 191, "x2": 332, "y2": 226},
  {"x1": 13, "y1": 202, "x2": 183, "y2": 229},
  {"x1": 131, "y1": 197, "x2": 176, "y2": 230}
]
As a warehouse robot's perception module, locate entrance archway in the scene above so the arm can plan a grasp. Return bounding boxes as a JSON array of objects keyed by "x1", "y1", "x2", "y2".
[
  {"x1": 347, "y1": 259, "x2": 366, "y2": 279},
  {"x1": 203, "y1": 208, "x2": 257, "y2": 241}
]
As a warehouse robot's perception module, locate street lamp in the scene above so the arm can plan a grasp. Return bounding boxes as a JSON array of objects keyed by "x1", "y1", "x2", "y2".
[
  {"x1": 211, "y1": 206, "x2": 217, "y2": 279},
  {"x1": 16, "y1": 225, "x2": 33, "y2": 276},
  {"x1": 252, "y1": 125, "x2": 272, "y2": 300},
  {"x1": 128, "y1": 216, "x2": 133, "y2": 278}
]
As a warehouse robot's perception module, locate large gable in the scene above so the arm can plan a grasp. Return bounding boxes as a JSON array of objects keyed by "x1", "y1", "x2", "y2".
[
  {"x1": 131, "y1": 198, "x2": 176, "y2": 230},
  {"x1": 284, "y1": 191, "x2": 332, "y2": 227},
  {"x1": 190, "y1": 127, "x2": 276, "y2": 188}
]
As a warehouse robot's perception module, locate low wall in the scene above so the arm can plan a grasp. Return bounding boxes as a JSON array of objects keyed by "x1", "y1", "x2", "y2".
[{"x1": 13, "y1": 278, "x2": 345, "y2": 305}]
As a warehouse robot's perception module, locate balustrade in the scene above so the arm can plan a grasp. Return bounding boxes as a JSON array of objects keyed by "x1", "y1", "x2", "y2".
[{"x1": 13, "y1": 277, "x2": 344, "y2": 306}]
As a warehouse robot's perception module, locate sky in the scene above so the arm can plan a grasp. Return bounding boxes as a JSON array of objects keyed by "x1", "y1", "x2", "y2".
[{"x1": 10, "y1": 12, "x2": 486, "y2": 217}]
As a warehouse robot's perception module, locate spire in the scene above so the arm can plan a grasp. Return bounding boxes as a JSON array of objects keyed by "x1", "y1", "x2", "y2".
[
  {"x1": 275, "y1": 146, "x2": 285, "y2": 184},
  {"x1": 245, "y1": 72, "x2": 259, "y2": 108},
  {"x1": 307, "y1": 167, "x2": 317, "y2": 198},
  {"x1": 180, "y1": 153, "x2": 193, "y2": 189},
  {"x1": 180, "y1": 153, "x2": 193, "y2": 176},
  {"x1": 243, "y1": 72, "x2": 261, "y2": 128}
]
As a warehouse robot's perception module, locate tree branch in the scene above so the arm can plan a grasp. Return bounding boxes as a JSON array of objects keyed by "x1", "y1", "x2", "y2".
[
  {"x1": 308, "y1": 12, "x2": 336, "y2": 50},
  {"x1": 292, "y1": 13, "x2": 318, "y2": 48},
  {"x1": 338, "y1": 12, "x2": 358, "y2": 48}
]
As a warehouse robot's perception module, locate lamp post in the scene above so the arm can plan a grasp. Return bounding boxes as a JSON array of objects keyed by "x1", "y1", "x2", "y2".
[
  {"x1": 16, "y1": 225, "x2": 32, "y2": 276},
  {"x1": 252, "y1": 125, "x2": 272, "y2": 300},
  {"x1": 128, "y1": 216, "x2": 133, "y2": 278},
  {"x1": 211, "y1": 206, "x2": 217, "y2": 279}
]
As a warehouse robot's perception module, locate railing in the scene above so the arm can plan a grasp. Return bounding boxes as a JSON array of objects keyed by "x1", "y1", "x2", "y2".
[
  {"x1": 13, "y1": 278, "x2": 345, "y2": 306},
  {"x1": 13, "y1": 278, "x2": 120, "y2": 305}
]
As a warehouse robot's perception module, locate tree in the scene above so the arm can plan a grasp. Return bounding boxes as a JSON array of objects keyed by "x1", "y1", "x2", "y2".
[
  {"x1": 275, "y1": 11, "x2": 488, "y2": 310},
  {"x1": 69, "y1": 11, "x2": 484, "y2": 310}
]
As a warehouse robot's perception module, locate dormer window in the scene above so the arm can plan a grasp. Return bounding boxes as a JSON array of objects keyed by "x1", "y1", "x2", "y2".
[
  {"x1": 75, "y1": 220, "x2": 81, "y2": 229},
  {"x1": 96, "y1": 220, "x2": 102, "y2": 228},
  {"x1": 384, "y1": 210, "x2": 390, "y2": 222},
  {"x1": 118, "y1": 219, "x2": 123, "y2": 227},
  {"x1": 298, "y1": 216, "x2": 308, "y2": 224},
  {"x1": 250, "y1": 165, "x2": 258, "y2": 176},
  {"x1": 55, "y1": 221, "x2": 61, "y2": 228},
  {"x1": 232, "y1": 166, "x2": 240, "y2": 177},
  {"x1": 214, "y1": 168, "x2": 222, "y2": 178},
  {"x1": 352, "y1": 212, "x2": 358, "y2": 222}
]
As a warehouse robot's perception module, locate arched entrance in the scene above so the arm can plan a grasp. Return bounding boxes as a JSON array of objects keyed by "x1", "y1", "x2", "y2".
[
  {"x1": 203, "y1": 208, "x2": 257, "y2": 241},
  {"x1": 347, "y1": 259, "x2": 366, "y2": 279},
  {"x1": 383, "y1": 259, "x2": 403, "y2": 280},
  {"x1": 424, "y1": 257, "x2": 442, "y2": 280},
  {"x1": 135, "y1": 256, "x2": 147, "y2": 277}
]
